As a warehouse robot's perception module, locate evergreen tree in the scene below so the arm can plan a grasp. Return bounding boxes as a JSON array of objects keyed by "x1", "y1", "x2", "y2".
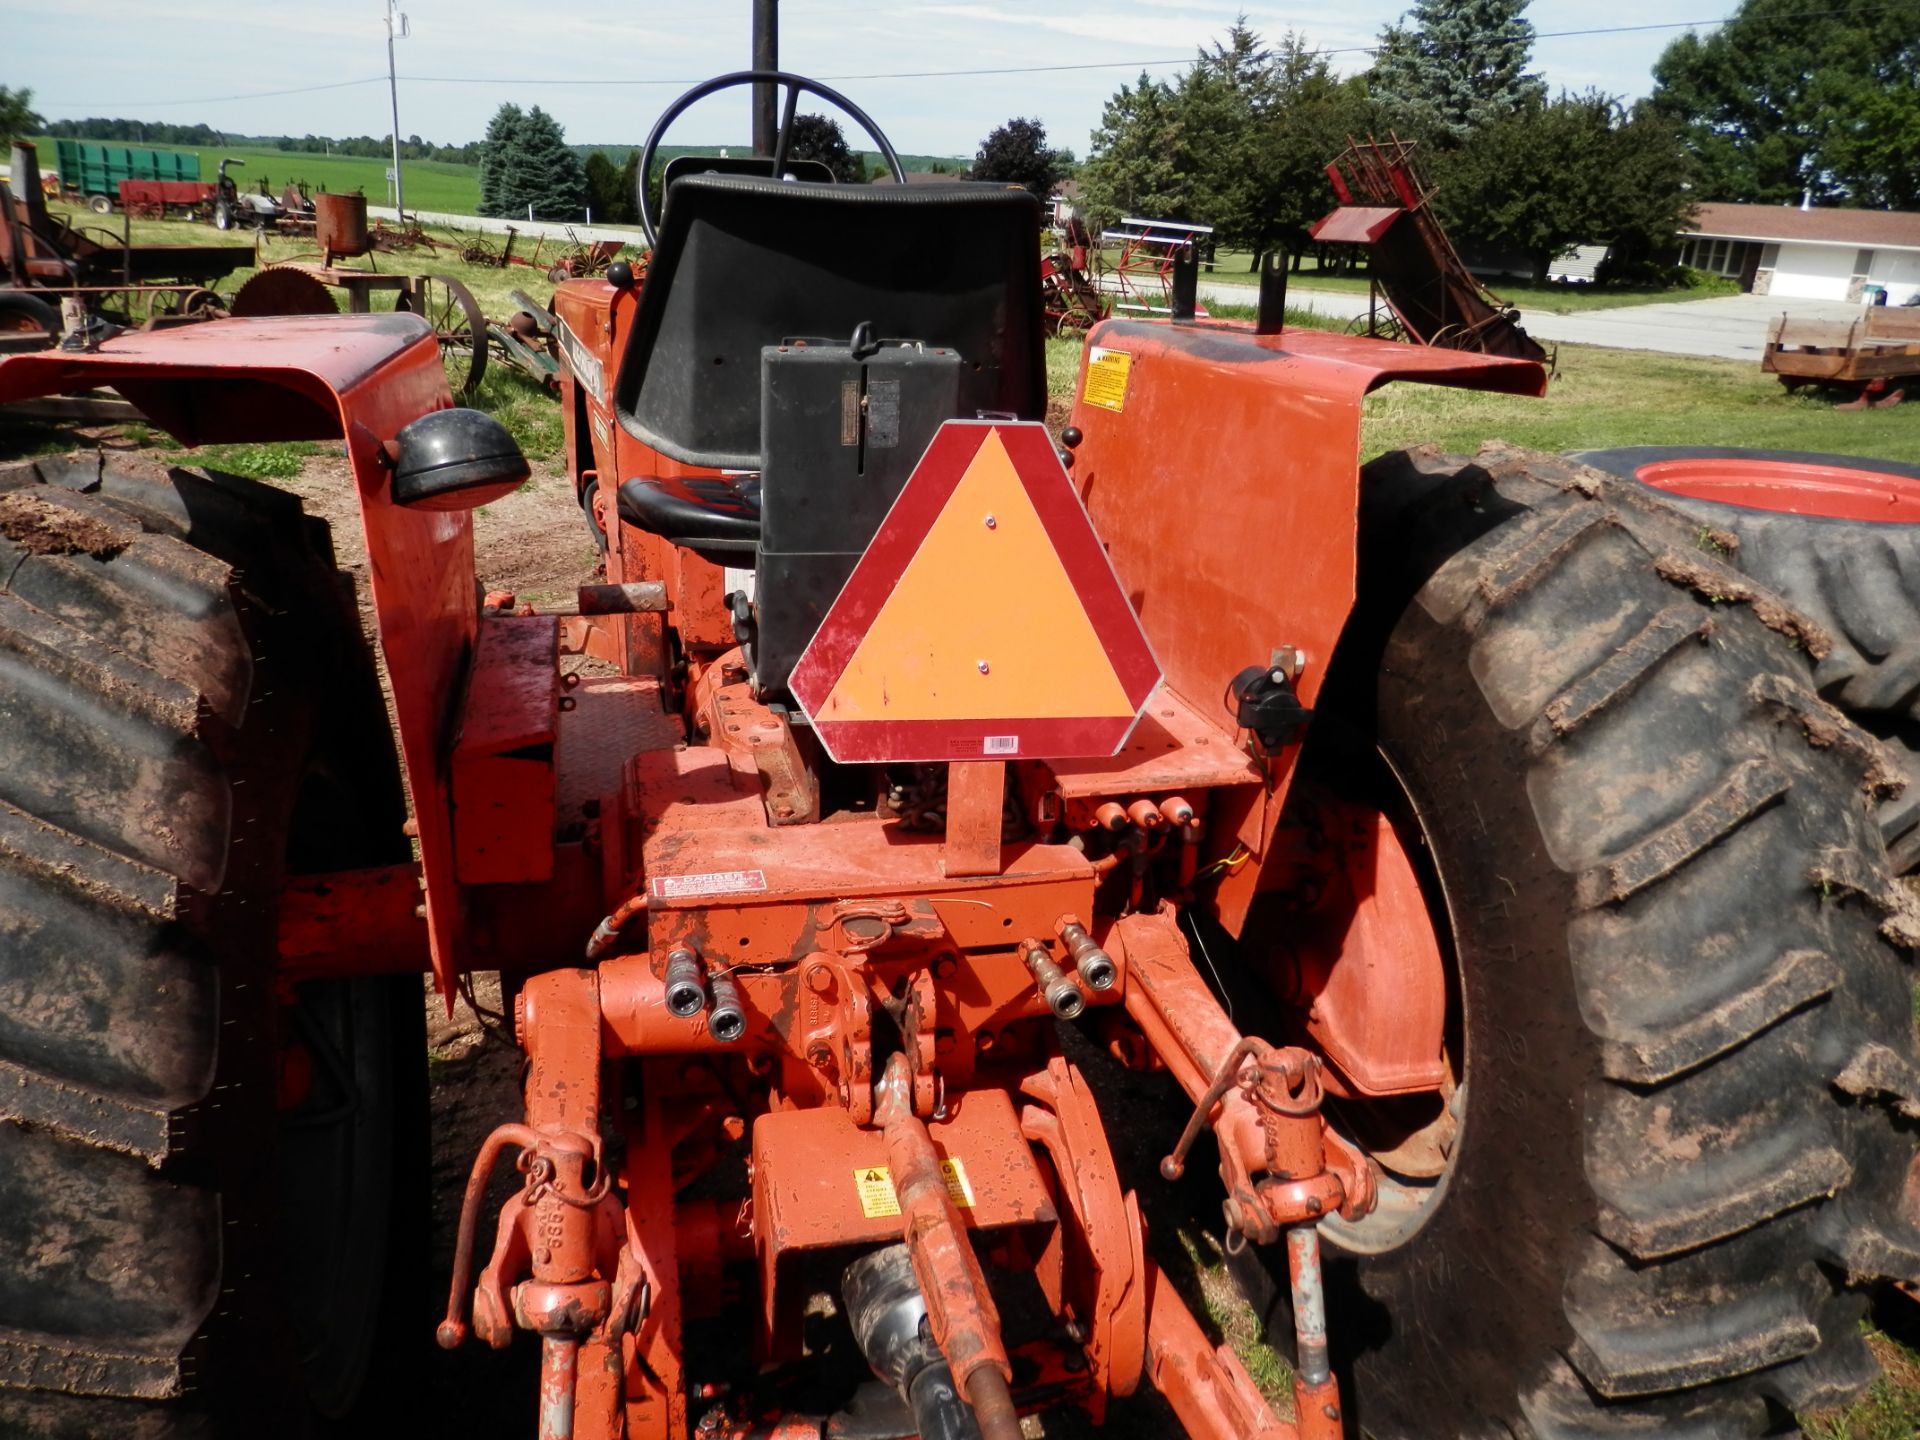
[
  {"x1": 1370, "y1": 0, "x2": 1547, "y2": 142},
  {"x1": 1177, "y1": 22, "x2": 1280, "y2": 256},
  {"x1": 1649, "y1": 0, "x2": 1920, "y2": 206},
  {"x1": 783, "y1": 114, "x2": 861, "y2": 182},
  {"x1": 970, "y1": 117, "x2": 1070, "y2": 198},
  {"x1": 478, "y1": 103, "x2": 525, "y2": 217},
  {"x1": 499, "y1": 107, "x2": 589, "y2": 220},
  {"x1": 1077, "y1": 74, "x2": 1195, "y2": 229},
  {"x1": 1259, "y1": 52, "x2": 1383, "y2": 267}
]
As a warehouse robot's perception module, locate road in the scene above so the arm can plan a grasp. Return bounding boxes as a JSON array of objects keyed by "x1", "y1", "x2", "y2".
[
  {"x1": 1198, "y1": 278, "x2": 1865, "y2": 362},
  {"x1": 367, "y1": 204, "x2": 643, "y2": 247}
]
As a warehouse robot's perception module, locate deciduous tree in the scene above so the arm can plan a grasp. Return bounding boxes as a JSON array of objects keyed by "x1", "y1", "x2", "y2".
[
  {"x1": 1649, "y1": 0, "x2": 1920, "y2": 205},
  {"x1": 784, "y1": 113, "x2": 862, "y2": 183},
  {"x1": 0, "y1": 87, "x2": 42, "y2": 146},
  {"x1": 583, "y1": 150, "x2": 635, "y2": 224},
  {"x1": 1437, "y1": 91, "x2": 1693, "y2": 283},
  {"x1": 970, "y1": 117, "x2": 1069, "y2": 198}
]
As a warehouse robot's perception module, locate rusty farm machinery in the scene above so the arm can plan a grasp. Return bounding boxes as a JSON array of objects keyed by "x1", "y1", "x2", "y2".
[
  {"x1": 5, "y1": 59, "x2": 1920, "y2": 1440},
  {"x1": 1310, "y1": 136, "x2": 1547, "y2": 363}
]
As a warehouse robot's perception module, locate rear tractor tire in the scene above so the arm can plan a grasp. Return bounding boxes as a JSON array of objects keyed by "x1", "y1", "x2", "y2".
[
  {"x1": 1240, "y1": 443, "x2": 1920, "y2": 1437},
  {"x1": 0, "y1": 452, "x2": 425, "y2": 1436},
  {"x1": 1574, "y1": 446, "x2": 1920, "y2": 873}
]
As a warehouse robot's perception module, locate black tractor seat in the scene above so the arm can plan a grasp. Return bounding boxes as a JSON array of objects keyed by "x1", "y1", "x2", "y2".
[{"x1": 617, "y1": 474, "x2": 761, "y2": 567}]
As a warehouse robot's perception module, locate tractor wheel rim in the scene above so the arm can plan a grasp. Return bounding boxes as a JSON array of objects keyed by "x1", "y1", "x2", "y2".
[
  {"x1": 1315, "y1": 747, "x2": 1469, "y2": 1257},
  {"x1": 1634, "y1": 457, "x2": 1920, "y2": 523}
]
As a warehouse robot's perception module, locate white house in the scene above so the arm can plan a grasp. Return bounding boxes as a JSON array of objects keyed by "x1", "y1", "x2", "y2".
[{"x1": 1679, "y1": 203, "x2": 1920, "y2": 304}]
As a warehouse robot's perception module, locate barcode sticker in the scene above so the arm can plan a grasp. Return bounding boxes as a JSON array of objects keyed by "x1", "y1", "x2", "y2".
[{"x1": 983, "y1": 735, "x2": 1019, "y2": 755}]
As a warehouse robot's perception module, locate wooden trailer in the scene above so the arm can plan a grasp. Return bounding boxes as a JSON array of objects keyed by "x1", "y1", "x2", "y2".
[{"x1": 1764, "y1": 305, "x2": 1920, "y2": 406}]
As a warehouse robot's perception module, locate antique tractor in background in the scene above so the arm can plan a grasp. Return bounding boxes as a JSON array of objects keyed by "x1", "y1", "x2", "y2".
[{"x1": 2, "y1": 67, "x2": 1919, "y2": 1440}]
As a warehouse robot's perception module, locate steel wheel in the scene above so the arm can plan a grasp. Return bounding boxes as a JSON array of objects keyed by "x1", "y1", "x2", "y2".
[{"x1": 405, "y1": 273, "x2": 488, "y2": 397}]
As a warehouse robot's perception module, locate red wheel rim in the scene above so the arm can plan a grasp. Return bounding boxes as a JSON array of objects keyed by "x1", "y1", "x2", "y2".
[{"x1": 1635, "y1": 457, "x2": 1920, "y2": 523}]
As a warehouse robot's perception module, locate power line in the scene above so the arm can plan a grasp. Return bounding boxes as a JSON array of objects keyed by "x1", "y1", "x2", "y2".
[
  {"x1": 40, "y1": 76, "x2": 387, "y2": 109},
  {"x1": 39, "y1": 4, "x2": 1911, "y2": 110}
]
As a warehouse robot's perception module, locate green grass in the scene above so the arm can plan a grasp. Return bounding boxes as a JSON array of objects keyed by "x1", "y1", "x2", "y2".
[
  {"x1": 121, "y1": 423, "x2": 326, "y2": 480},
  {"x1": 38, "y1": 199, "x2": 568, "y2": 466},
  {"x1": 1358, "y1": 341, "x2": 1920, "y2": 463},
  {"x1": 1803, "y1": 1325, "x2": 1920, "y2": 1439},
  {"x1": 1195, "y1": 249, "x2": 1742, "y2": 314},
  {"x1": 1048, "y1": 309, "x2": 1915, "y2": 464}
]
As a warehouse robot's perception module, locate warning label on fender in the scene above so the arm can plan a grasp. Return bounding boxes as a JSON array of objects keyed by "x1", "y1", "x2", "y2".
[
  {"x1": 854, "y1": 1158, "x2": 976, "y2": 1218},
  {"x1": 648, "y1": 869, "x2": 769, "y2": 901},
  {"x1": 1082, "y1": 347, "x2": 1132, "y2": 412}
]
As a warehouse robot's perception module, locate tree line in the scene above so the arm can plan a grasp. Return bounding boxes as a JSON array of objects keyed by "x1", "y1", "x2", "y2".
[
  {"x1": 24, "y1": 108, "x2": 481, "y2": 164},
  {"x1": 477, "y1": 101, "x2": 1071, "y2": 223},
  {"x1": 1075, "y1": 0, "x2": 1917, "y2": 285}
]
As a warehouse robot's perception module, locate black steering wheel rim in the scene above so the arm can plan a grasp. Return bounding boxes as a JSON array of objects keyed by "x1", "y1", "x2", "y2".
[{"x1": 634, "y1": 69, "x2": 908, "y2": 246}]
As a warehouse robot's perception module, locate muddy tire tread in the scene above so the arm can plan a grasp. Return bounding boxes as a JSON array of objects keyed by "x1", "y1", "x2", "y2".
[
  {"x1": 0, "y1": 454, "x2": 350, "y2": 1435},
  {"x1": 1330, "y1": 444, "x2": 1920, "y2": 1437}
]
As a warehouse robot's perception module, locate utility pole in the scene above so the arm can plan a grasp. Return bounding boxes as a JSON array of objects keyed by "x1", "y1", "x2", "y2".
[
  {"x1": 384, "y1": 0, "x2": 409, "y2": 217},
  {"x1": 752, "y1": 0, "x2": 778, "y2": 157}
]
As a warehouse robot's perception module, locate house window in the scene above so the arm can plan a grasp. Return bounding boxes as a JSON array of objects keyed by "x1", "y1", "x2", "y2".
[{"x1": 1684, "y1": 237, "x2": 1757, "y2": 278}]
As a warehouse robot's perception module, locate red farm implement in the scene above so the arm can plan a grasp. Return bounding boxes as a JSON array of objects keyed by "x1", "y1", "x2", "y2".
[{"x1": 1312, "y1": 136, "x2": 1547, "y2": 363}]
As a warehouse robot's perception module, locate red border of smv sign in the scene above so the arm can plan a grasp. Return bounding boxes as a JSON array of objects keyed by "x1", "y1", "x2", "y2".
[{"x1": 789, "y1": 421, "x2": 1160, "y2": 764}]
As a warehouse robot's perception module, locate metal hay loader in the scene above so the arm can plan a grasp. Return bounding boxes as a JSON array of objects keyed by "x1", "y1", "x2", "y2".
[{"x1": 2, "y1": 65, "x2": 1920, "y2": 1440}]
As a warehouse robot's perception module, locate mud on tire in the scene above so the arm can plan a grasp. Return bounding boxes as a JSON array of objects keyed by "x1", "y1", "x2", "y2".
[
  {"x1": 1244, "y1": 443, "x2": 1920, "y2": 1438},
  {"x1": 0, "y1": 452, "x2": 421, "y2": 1436}
]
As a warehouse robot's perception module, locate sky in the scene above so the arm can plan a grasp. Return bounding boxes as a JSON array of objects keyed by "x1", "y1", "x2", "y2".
[{"x1": 11, "y1": 0, "x2": 1727, "y2": 159}]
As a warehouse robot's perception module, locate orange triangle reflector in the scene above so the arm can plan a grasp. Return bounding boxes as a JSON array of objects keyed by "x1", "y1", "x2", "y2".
[{"x1": 790, "y1": 421, "x2": 1160, "y2": 763}]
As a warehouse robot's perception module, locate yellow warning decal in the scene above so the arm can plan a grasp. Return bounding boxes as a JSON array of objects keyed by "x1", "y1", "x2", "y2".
[
  {"x1": 1082, "y1": 346, "x2": 1132, "y2": 413},
  {"x1": 853, "y1": 1158, "x2": 976, "y2": 1219}
]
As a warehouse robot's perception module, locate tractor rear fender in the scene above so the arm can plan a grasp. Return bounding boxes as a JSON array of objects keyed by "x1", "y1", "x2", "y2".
[
  {"x1": 0, "y1": 313, "x2": 473, "y2": 990},
  {"x1": 1066, "y1": 317, "x2": 1545, "y2": 940}
]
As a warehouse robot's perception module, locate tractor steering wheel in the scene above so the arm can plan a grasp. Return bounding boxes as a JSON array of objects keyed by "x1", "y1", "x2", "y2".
[{"x1": 635, "y1": 70, "x2": 908, "y2": 247}]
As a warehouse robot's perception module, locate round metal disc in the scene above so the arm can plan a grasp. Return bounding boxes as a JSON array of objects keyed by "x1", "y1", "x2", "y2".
[{"x1": 231, "y1": 267, "x2": 339, "y2": 318}]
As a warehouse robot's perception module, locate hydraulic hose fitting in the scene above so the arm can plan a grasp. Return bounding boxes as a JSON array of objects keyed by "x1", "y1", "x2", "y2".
[
  {"x1": 707, "y1": 967, "x2": 747, "y2": 1043},
  {"x1": 1057, "y1": 918, "x2": 1117, "y2": 992},
  {"x1": 1157, "y1": 795, "x2": 1197, "y2": 828},
  {"x1": 1092, "y1": 801, "x2": 1130, "y2": 833},
  {"x1": 1019, "y1": 938, "x2": 1085, "y2": 1020},
  {"x1": 1126, "y1": 797, "x2": 1163, "y2": 830},
  {"x1": 663, "y1": 947, "x2": 707, "y2": 1019}
]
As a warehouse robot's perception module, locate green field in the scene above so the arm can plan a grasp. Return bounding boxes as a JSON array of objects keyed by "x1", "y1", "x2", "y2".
[
  {"x1": 34, "y1": 138, "x2": 972, "y2": 219},
  {"x1": 36, "y1": 139, "x2": 481, "y2": 213}
]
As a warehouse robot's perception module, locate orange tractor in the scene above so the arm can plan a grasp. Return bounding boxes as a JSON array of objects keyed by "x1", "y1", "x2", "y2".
[{"x1": 2, "y1": 68, "x2": 1919, "y2": 1440}]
